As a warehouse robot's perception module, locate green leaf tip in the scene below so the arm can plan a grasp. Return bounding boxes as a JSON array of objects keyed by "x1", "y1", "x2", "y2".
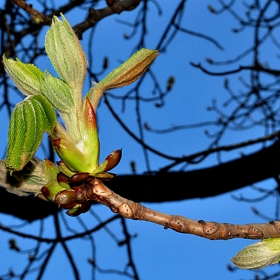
[
  {"x1": 45, "y1": 13, "x2": 87, "y2": 106},
  {"x1": 3, "y1": 55, "x2": 44, "y2": 96}
]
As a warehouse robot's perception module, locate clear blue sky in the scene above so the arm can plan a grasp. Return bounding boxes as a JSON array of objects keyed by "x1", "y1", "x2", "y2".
[{"x1": 1, "y1": 1, "x2": 279, "y2": 279}]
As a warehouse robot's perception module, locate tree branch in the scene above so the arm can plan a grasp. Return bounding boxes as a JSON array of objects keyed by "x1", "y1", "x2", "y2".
[
  {"x1": 91, "y1": 178, "x2": 280, "y2": 240},
  {"x1": 73, "y1": 0, "x2": 142, "y2": 39},
  {"x1": 108, "y1": 140, "x2": 280, "y2": 202},
  {"x1": 1, "y1": 141, "x2": 279, "y2": 221},
  {"x1": 190, "y1": 62, "x2": 280, "y2": 77},
  {"x1": 10, "y1": 0, "x2": 52, "y2": 25}
]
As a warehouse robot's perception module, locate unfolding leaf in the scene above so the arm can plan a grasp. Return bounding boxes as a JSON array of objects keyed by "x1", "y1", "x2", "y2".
[
  {"x1": 3, "y1": 55, "x2": 44, "y2": 96},
  {"x1": 232, "y1": 238, "x2": 280, "y2": 269},
  {"x1": 41, "y1": 73, "x2": 74, "y2": 112},
  {"x1": 45, "y1": 14, "x2": 87, "y2": 105},
  {"x1": 6, "y1": 95, "x2": 56, "y2": 172},
  {"x1": 97, "y1": 48, "x2": 158, "y2": 91},
  {"x1": 89, "y1": 48, "x2": 158, "y2": 110}
]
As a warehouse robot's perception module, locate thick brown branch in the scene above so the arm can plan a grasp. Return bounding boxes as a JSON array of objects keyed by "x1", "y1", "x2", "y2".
[
  {"x1": 1, "y1": 141, "x2": 280, "y2": 221},
  {"x1": 92, "y1": 179, "x2": 280, "y2": 240}
]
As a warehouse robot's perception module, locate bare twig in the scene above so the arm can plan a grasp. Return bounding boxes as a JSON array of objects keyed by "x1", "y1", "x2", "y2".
[
  {"x1": 10, "y1": 0, "x2": 52, "y2": 25},
  {"x1": 90, "y1": 179, "x2": 280, "y2": 240}
]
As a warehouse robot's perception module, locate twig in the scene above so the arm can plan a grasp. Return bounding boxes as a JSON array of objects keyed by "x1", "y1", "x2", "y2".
[
  {"x1": 91, "y1": 178, "x2": 280, "y2": 240},
  {"x1": 10, "y1": 0, "x2": 51, "y2": 25}
]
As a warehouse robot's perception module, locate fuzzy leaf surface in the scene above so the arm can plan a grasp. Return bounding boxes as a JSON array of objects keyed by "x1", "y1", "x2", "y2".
[
  {"x1": 45, "y1": 14, "x2": 87, "y2": 105},
  {"x1": 3, "y1": 55, "x2": 44, "y2": 96},
  {"x1": 6, "y1": 95, "x2": 56, "y2": 172},
  {"x1": 232, "y1": 238, "x2": 280, "y2": 269},
  {"x1": 97, "y1": 48, "x2": 158, "y2": 91},
  {"x1": 41, "y1": 74, "x2": 74, "y2": 112}
]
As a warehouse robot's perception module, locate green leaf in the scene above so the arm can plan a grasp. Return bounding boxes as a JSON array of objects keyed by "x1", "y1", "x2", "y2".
[
  {"x1": 231, "y1": 238, "x2": 280, "y2": 269},
  {"x1": 45, "y1": 14, "x2": 87, "y2": 105},
  {"x1": 41, "y1": 73, "x2": 74, "y2": 112},
  {"x1": 3, "y1": 55, "x2": 44, "y2": 96},
  {"x1": 97, "y1": 48, "x2": 159, "y2": 90},
  {"x1": 6, "y1": 95, "x2": 56, "y2": 172},
  {"x1": 89, "y1": 48, "x2": 158, "y2": 110},
  {"x1": 262, "y1": 237, "x2": 280, "y2": 250}
]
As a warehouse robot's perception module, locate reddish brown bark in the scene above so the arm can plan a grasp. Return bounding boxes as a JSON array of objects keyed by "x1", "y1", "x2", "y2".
[{"x1": 91, "y1": 178, "x2": 280, "y2": 240}]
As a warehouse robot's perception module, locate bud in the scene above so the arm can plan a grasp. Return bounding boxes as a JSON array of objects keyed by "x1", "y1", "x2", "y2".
[
  {"x1": 77, "y1": 97, "x2": 99, "y2": 170},
  {"x1": 41, "y1": 179, "x2": 71, "y2": 202},
  {"x1": 49, "y1": 136, "x2": 91, "y2": 173},
  {"x1": 91, "y1": 149, "x2": 122, "y2": 174},
  {"x1": 54, "y1": 190, "x2": 77, "y2": 209}
]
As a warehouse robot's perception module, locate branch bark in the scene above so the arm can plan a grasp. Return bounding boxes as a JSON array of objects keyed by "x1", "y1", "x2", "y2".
[
  {"x1": 0, "y1": 141, "x2": 279, "y2": 221},
  {"x1": 91, "y1": 178, "x2": 280, "y2": 240}
]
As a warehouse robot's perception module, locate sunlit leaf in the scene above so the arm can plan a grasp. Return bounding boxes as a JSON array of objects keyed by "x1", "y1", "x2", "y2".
[
  {"x1": 97, "y1": 48, "x2": 158, "y2": 90},
  {"x1": 232, "y1": 238, "x2": 280, "y2": 269},
  {"x1": 3, "y1": 55, "x2": 44, "y2": 96},
  {"x1": 6, "y1": 95, "x2": 56, "y2": 172},
  {"x1": 41, "y1": 73, "x2": 74, "y2": 112},
  {"x1": 88, "y1": 48, "x2": 158, "y2": 109},
  {"x1": 45, "y1": 14, "x2": 87, "y2": 106}
]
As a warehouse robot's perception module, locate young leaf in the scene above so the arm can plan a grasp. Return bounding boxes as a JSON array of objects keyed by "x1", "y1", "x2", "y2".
[
  {"x1": 6, "y1": 95, "x2": 56, "y2": 172},
  {"x1": 231, "y1": 238, "x2": 280, "y2": 269},
  {"x1": 40, "y1": 73, "x2": 74, "y2": 112},
  {"x1": 45, "y1": 14, "x2": 87, "y2": 105},
  {"x1": 97, "y1": 48, "x2": 159, "y2": 90},
  {"x1": 88, "y1": 48, "x2": 158, "y2": 110},
  {"x1": 3, "y1": 55, "x2": 44, "y2": 96}
]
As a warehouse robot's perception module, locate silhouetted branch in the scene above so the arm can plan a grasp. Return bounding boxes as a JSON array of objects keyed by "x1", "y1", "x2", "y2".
[
  {"x1": 73, "y1": 0, "x2": 142, "y2": 39},
  {"x1": 191, "y1": 62, "x2": 280, "y2": 77},
  {"x1": 10, "y1": 0, "x2": 52, "y2": 25}
]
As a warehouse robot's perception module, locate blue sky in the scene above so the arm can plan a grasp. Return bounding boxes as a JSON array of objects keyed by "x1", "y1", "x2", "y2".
[{"x1": 1, "y1": 1, "x2": 280, "y2": 279}]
